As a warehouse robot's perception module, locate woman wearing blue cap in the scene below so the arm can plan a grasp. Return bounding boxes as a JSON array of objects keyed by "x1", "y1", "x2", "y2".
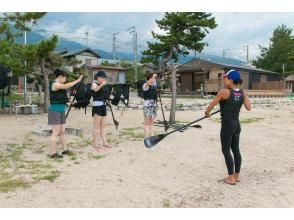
[
  {"x1": 205, "y1": 69, "x2": 251, "y2": 185},
  {"x1": 91, "y1": 71, "x2": 112, "y2": 150}
]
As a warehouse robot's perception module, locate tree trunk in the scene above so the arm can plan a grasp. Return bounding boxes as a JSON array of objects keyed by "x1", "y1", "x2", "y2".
[
  {"x1": 169, "y1": 65, "x2": 177, "y2": 124},
  {"x1": 41, "y1": 58, "x2": 49, "y2": 113}
]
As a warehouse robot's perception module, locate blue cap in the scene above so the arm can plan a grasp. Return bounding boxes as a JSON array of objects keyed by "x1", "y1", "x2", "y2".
[{"x1": 224, "y1": 69, "x2": 240, "y2": 82}]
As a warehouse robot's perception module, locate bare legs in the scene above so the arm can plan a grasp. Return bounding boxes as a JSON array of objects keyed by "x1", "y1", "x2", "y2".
[
  {"x1": 50, "y1": 124, "x2": 67, "y2": 156},
  {"x1": 144, "y1": 117, "x2": 155, "y2": 138}
]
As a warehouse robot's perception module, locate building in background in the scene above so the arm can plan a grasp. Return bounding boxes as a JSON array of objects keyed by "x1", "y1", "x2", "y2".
[{"x1": 176, "y1": 59, "x2": 282, "y2": 95}]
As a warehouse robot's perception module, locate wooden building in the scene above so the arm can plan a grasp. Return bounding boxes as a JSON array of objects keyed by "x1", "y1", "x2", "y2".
[{"x1": 177, "y1": 59, "x2": 282, "y2": 95}]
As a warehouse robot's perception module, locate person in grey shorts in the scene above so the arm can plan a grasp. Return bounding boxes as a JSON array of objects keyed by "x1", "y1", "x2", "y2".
[{"x1": 48, "y1": 68, "x2": 83, "y2": 158}]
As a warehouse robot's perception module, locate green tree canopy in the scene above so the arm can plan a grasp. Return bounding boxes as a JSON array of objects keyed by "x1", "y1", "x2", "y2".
[
  {"x1": 141, "y1": 12, "x2": 217, "y2": 124},
  {"x1": 252, "y1": 24, "x2": 294, "y2": 77}
]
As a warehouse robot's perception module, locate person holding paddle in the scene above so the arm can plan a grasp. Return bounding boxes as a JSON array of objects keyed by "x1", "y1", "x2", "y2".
[
  {"x1": 91, "y1": 71, "x2": 112, "y2": 150},
  {"x1": 205, "y1": 69, "x2": 251, "y2": 185},
  {"x1": 48, "y1": 68, "x2": 83, "y2": 158},
  {"x1": 142, "y1": 72, "x2": 158, "y2": 138}
]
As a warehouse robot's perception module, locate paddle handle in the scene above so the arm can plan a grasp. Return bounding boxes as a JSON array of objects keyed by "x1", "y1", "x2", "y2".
[
  {"x1": 65, "y1": 78, "x2": 84, "y2": 119},
  {"x1": 165, "y1": 110, "x2": 220, "y2": 136}
]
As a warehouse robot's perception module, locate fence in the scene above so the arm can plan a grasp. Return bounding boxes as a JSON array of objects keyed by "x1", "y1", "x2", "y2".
[{"x1": 252, "y1": 81, "x2": 285, "y2": 90}]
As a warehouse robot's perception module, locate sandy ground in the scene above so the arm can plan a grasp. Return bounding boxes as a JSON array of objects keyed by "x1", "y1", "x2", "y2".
[{"x1": 0, "y1": 102, "x2": 294, "y2": 207}]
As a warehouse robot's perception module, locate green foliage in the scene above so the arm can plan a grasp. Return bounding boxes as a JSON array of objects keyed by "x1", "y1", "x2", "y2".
[
  {"x1": 141, "y1": 12, "x2": 217, "y2": 65},
  {"x1": 252, "y1": 25, "x2": 294, "y2": 77},
  {"x1": 0, "y1": 13, "x2": 47, "y2": 76}
]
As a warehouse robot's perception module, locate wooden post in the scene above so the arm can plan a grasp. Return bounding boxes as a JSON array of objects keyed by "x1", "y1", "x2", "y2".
[{"x1": 169, "y1": 65, "x2": 177, "y2": 124}]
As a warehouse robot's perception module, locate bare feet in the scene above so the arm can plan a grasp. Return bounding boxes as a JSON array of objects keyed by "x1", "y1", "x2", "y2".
[
  {"x1": 93, "y1": 144, "x2": 104, "y2": 151},
  {"x1": 234, "y1": 173, "x2": 240, "y2": 182},
  {"x1": 219, "y1": 175, "x2": 236, "y2": 185},
  {"x1": 103, "y1": 144, "x2": 112, "y2": 149}
]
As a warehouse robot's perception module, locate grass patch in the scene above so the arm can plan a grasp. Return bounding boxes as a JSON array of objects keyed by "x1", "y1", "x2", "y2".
[
  {"x1": 0, "y1": 179, "x2": 30, "y2": 192},
  {"x1": 120, "y1": 128, "x2": 145, "y2": 140},
  {"x1": 240, "y1": 117, "x2": 264, "y2": 124},
  {"x1": 162, "y1": 199, "x2": 170, "y2": 208},
  {"x1": 92, "y1": 155, "x2": 106, "y2": 160},
  {"x1": 211, "y1": 117, "x2": 265, "y2": 124},
  {"x1": 37, "y1": 170, "x2": 60, "y2": 182}
]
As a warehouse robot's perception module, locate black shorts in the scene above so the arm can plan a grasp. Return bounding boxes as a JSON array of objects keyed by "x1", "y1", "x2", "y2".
[{"x1": 92, "y1": 105, "x2": 107, "y2": 117}]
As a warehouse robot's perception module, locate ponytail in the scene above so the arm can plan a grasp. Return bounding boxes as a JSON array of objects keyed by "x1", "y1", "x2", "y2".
[{"x1": 233, "y1": 78, "x2": 243, "y2": 85}]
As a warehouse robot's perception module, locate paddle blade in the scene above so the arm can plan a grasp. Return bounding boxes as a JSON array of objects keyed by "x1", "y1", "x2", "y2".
[
  {"x1": 114, "y1": 120, "x2": 119, "y2": 130},
  {"x1": 144, "y1": 134, "x2": 166, "y2": 148},
  {"x1": 191, "y1": 124, "x2": 202, "y2": 128},
  {"x1": 164, "y1": 122, "x2": 169, "y2": 131}
]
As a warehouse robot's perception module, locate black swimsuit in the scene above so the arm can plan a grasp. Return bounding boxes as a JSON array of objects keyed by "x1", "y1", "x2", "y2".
[{"x1": 219, "y1": 89, "x2": 244, "y2": 175}]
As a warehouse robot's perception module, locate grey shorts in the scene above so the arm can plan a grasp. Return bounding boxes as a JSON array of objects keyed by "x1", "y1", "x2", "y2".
[
  {"x1": 48, "y1": 110, "x2": 66, "y2": 125},
  {"x1": 143, "y1": 105, "x2": 157, "y2": 119}
]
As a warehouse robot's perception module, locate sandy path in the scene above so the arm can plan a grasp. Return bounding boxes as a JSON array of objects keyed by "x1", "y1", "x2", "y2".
[{"x1": 0, "y1": 106, "x2": 293, "y2": 207}]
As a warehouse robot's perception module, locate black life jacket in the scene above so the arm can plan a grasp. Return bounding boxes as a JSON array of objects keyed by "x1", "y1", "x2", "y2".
[
  {"x1": 136, "y1": 80, "x2": 146, "y2": 99},
  {"x1": 111, "y1": 84, "x2": 129, "y2": 106},
  {"x1": 143, "y1": 84, "x2": 157, "y2": 101},
  {"x1": 91, "y1": 81, "x2": 112, "y2": 103},
  {"x1": 71, "y1": 82, "x2": 92, "y2": 113},
  {"x1": 220, "y1": 89, "x2": 244, "y2": 119},
  {"x1": 49, "y1": 81, "x2": 68, "y2": 104}
]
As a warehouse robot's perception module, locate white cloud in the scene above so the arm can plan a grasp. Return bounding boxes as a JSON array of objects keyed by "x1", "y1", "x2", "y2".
[{"x1": 33, "y1": 12, "x2": 294, "y2": 61}]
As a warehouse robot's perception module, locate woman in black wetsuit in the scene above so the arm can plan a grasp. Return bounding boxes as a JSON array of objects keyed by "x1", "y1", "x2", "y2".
[{"x1": 205, "y1": 69, "x2": 251, "y2": 185}]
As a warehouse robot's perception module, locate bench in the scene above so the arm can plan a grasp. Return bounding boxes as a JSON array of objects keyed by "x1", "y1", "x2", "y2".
[{"x1": 15, "y1": 104, "x2": 38, "y2": 115}]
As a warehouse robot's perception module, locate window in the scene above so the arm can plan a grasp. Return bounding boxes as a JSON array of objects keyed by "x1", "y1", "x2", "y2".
[{"x1": 85, "y1": 59, "x2": 92, "y2": 65}]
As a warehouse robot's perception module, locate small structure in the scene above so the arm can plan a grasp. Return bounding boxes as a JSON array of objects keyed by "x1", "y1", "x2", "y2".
[
  {"x1": 82, "y1": 64, "x2": 128, "y2": 84},
  {"x1": 176, "y1": 59, "x2": 283, "y2": 95},
  {"x1": 142, "y1": 63, "x2": 159, "y2": 74},
  {"x1": 61, "y1": 47, "x2": 101, "y2": 71},
  {"x1": 285, "y1": 75, "x2": 294, "y2": 93}
]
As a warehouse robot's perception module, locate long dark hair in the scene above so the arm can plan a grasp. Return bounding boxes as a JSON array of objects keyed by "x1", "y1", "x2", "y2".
[{"x1": 146, "y1": 72, "x2": 155, "y2": 80}]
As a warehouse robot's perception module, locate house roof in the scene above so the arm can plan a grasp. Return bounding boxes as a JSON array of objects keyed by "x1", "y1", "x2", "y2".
[
  {"x1": 83, "y1": 64, "x2": 127, "y2": 71},
  {"x1": 54, "y1": 49, "x2": 68, "y2": 55},
  {"x1": 142, "y1": 63, "x2": 157, "y2": 69},
  {"x1": 285, "y1": 75, "x2": 294, "y2": 81},
  {"x1": 62, "y1": 48, "x2": 101, "y2": 58},
  {"x1": 178, "y1": 58, "x2": 280, "y2": 75}
]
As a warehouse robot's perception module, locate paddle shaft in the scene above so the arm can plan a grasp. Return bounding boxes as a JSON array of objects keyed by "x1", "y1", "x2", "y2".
[
  {"x1": 164, "y1": 110, "x2": 220, "y2": 137},
  {"x1": 65, "y1": 78, "x2": 84, "y2": 119},
  {"x1": 108, "y1": 102, "x2": 118, "y2": 125},
  {"x1": 157, "y1": 91, "x2": 168, "y2": 130}
]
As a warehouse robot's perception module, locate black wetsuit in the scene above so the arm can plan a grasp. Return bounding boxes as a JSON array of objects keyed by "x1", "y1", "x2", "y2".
[{"x1": 219, "y1": 88, "x2": 244, "y2": 175}]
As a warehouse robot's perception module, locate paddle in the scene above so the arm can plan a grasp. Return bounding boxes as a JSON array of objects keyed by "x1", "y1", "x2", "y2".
[
  {"x1": 65, "y1": 77, "x2": 84, "y2": 119},
  {"x1": 144, "y1": 110, "x2": 220, "y2": 148},
  {"x1": 157, "y1": 89, "x2": 169, "y2": 131},
  {"x1": 107, "y1": 102, "x2": 119, "y2": 130}
]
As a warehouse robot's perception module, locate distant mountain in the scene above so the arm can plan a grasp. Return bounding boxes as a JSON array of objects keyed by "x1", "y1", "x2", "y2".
[{"x1": 14, "y1": 30, "x2": 246, "y2": 66}]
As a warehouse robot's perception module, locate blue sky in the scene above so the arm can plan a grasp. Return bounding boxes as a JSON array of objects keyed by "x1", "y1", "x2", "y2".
[{"x1": 33, "y1": 12, "x2": 294, "y2": 62}]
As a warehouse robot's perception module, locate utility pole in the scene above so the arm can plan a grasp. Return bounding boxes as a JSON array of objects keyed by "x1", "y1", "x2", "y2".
[
  {"x1": 112, "y1": 32, "x2": 120, "y2": 60},
  {"x1": 245, "y1": 45, "x2": 249, "y2": 63},
  {"x1": 127, "y1": 26, "x2": 138, "y2": 81},
  {"x1": 24, "y1": 29, "x2": 27, "y2": 104},
  {"x1": 85, "y1": 28, "x2": 89, "y2": 47}
]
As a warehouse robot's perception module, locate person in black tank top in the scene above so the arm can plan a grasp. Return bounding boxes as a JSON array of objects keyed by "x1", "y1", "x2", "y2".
[
  {"x1": 48, "y1": 68, "x2": 83, "y2": 159},
  {"x1": 205, "y1": 69, "x2": 251, "y2": 185},
  {"x1": 91, "y1": 71, "x2": 112, "y2": 150}
]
